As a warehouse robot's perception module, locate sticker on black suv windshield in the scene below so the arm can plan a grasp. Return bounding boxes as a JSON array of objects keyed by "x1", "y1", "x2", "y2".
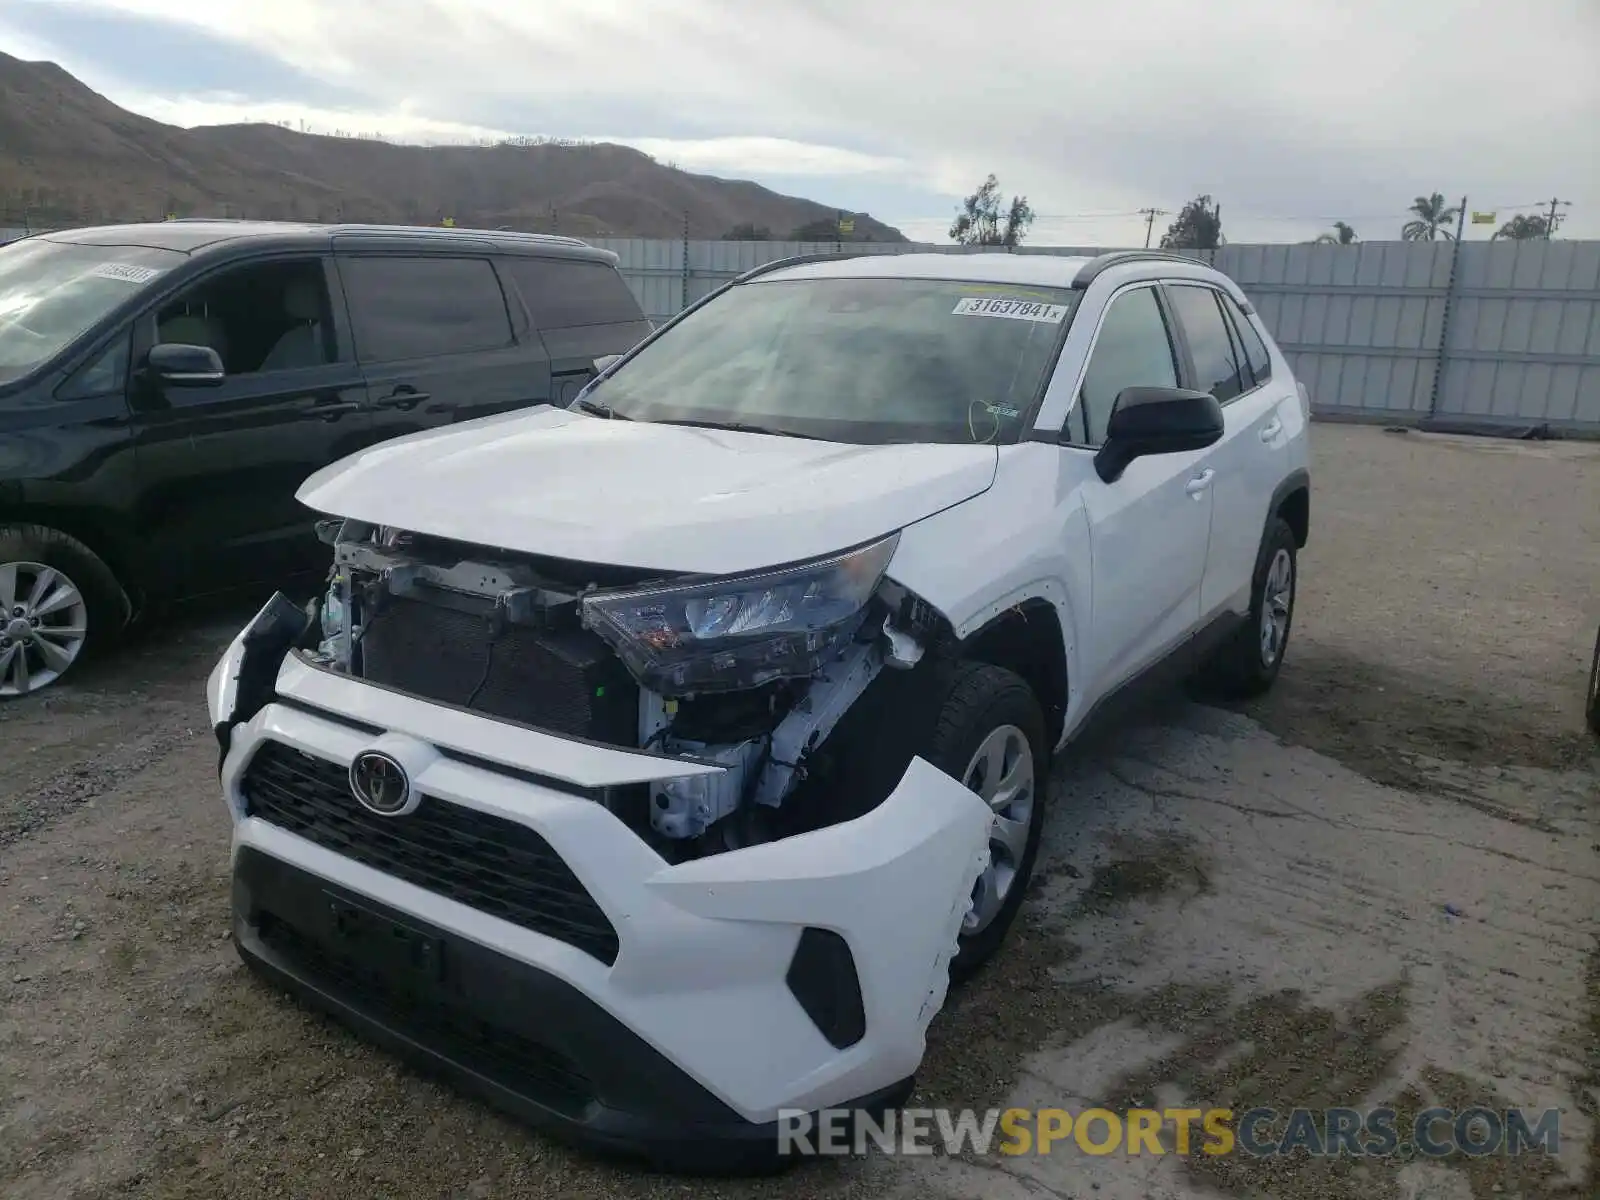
[
  {"x1": 952, "y1": 296, "x2": 1069, "y2": 323},
  {"x1": 89, "y1": 262, "x2": 162, "y2": 285}
]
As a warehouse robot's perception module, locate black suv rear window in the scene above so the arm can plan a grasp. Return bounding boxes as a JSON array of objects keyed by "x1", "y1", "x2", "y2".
[
  {"x1": 503, "y1": 257, "x2": 643, "y2": 331},
  {"x1": 340, "y1": 256, "x2": 514, "y2": 363}
]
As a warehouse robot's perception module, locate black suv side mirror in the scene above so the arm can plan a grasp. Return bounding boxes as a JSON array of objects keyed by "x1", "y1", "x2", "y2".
[
  {"x1": 592, "y1": 353, "x2": 623, "y2": 374},
  {"x1": 147, "y1": 343, "x2": 225, "y2": 387},
  {"x1": 1094, "y1": 386, "x2": 1223, "y2": 483}
]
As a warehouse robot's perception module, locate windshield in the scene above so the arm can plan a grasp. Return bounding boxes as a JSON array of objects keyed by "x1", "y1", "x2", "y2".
[
  {"x1": 585, "y1": 275, "x2": 1079, "y2": 444},
  {"x1": 0, "y1": 239, "x2": 184, "y2": 383}
]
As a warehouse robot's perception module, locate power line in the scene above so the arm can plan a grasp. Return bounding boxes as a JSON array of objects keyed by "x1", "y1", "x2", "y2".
[{"x1": 1026, "y1": 210, "x2": 1149, "y2": 220}]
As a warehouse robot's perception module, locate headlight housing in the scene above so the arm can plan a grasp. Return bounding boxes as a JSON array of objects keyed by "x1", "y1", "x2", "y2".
[{"x1": 580, "y1": 534, "x2": 899, "y2": 696}]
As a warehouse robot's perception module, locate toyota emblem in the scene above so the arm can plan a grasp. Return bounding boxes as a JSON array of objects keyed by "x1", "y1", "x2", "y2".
[{"x1": 349, "y1": 751, "x2": 412, "y2": 816}]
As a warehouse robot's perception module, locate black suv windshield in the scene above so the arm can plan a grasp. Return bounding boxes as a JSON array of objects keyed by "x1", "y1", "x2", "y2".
[
  {"x1": 0, "y1": 238, "x2": 184, "y2": 383},
  {"x1": 584, "y1": 275, "x2": 1079, "y2": 444}
]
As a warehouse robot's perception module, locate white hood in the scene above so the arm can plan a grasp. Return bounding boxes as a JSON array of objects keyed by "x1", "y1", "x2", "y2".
[{"x1": 297, "y1": 407, "x2": 998, "y2": 575}]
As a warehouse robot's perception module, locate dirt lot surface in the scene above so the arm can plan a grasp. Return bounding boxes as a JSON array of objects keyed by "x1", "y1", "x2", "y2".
[{"x1": 2, "y1": 423, "x2": 1597, "y2": 1200}]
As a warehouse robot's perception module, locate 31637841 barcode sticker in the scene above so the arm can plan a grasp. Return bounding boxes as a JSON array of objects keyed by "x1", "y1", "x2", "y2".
[{"x1": 951, "y1": 296, "x2": 1069, "y2": 323}]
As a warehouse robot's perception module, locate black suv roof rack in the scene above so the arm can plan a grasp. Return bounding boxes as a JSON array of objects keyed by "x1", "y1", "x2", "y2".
[
  {"x1": 329, "y1": 223, "x2": 591, "y2": 248},
  {"x1": 1071, "y1": 249, "x2": 1214, "y2": 289}
]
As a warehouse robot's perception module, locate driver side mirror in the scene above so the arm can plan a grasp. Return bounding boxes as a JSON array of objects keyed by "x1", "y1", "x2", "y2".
[
  {"x1": 592, "y1": 353, "x2": 622, "y2": 374},
  {"x1": 1093, "y1": 386, "x2": 1223, "y2": 483},
  {"x1": 146, "y1": 342, "x2": 225, "y2": 387}
]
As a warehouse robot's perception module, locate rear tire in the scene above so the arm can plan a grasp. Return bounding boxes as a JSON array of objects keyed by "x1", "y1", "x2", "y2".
[
  {"x1": 1197, "y1": 515, "x2": 1298, "y2": 699},
  {"x1": 919, "y1": 661, "x2": 1049, "y2": 981},
  {"x1": 0, "y1": 524, "x2": 128, "y2": 698}
]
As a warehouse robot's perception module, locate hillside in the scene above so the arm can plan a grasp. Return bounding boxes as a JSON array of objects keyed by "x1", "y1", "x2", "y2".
[{"x1": 0, "y1": 53, "x2": 907, "y2": 241}]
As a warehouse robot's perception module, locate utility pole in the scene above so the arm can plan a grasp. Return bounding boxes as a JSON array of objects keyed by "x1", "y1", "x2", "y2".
[
  {"x1": 680, "y1": 209, "x2": 690, "y2": 313},
  {"x1": 1542, "y1": 197, "x2": 1571, "y2": 239},
  {"x1": 1428, "y1": 195, "x2": 1468, "y2": 419},
  {"x1": 1138, "y1": 207, "x2": 1166, "y2": 249}
]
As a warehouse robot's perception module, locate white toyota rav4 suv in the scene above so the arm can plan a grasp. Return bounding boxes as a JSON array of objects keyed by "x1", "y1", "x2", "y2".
[{"x1": 206, "y1": 249, "x2": 1310, "y2": 1171}]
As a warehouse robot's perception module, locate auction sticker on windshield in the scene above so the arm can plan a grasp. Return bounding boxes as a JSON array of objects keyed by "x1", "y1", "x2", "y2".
[
  {"x1": 89, "y1": 262, "x2": 162, "y2": 285},
  {"x1": 952, "y1": 296, "x2": 1069, "y2": 323}
]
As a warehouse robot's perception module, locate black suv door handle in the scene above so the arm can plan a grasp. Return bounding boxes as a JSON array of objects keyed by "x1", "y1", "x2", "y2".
[
  {"x1": 312, "y1": 400, "x2": 364, "y2": 422},
  {"x1": 371, "y1": 387, "x2": 429, "y2": 411}
]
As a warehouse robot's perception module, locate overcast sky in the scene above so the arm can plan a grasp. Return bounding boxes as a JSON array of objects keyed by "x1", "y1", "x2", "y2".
[{"x1": 2, "y1": 0, "x2": 1596, "y2": 244}]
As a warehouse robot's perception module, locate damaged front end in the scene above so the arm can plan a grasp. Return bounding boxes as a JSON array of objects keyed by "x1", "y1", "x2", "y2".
[
  {"x1": 289, "y1": 520, "x2": 953, "y2": 858},
  {"x1": 207, "y1": 519, "x2": 992, "y2": 1161}
]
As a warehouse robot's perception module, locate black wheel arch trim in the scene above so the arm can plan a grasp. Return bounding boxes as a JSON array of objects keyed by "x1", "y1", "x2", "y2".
[
  {"x1": 955, "y1": 598, "x2": 1070, "y2": 747},
  {"x1": 1269, "y1": 468, "x2": 1311, "y2": 548}
]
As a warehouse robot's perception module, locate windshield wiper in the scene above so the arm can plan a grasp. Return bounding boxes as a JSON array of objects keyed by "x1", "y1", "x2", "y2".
[
  {"x1": 649, "y1": 417, "x2": 812, "y2": 439},
  {"x1": 572, "y1": 398, "x2": 631, "y2": 420}
]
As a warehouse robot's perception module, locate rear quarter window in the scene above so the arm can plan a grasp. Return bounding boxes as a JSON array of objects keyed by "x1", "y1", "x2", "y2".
[{"x1": 503, "y1": 257, "x2": 644, "y2": 330}]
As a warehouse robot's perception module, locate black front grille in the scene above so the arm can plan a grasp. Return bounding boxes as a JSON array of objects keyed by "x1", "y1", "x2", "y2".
[
  {"x1": 358, "y1": 594, "x2": 638, "y2": 744},
  {"x1": 257, "y1": 913, "x2": 594, "y2": 1114},
  {"x1": 241, "y1": 742, "x2": 621, "y2": 964}
]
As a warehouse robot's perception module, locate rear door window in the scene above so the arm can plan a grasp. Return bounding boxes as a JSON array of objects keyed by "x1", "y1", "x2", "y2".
[
  {"x1": 339, "y1": 256, "x2": 513, "y2": 363},
  {"x1": 503, "y1": 257, "x2": 644, "y2": 330},
  {"x1": 1218, "y1": 291, "x2": 1272, "y2": 386},
  {"x1": 1165, "y1": 284, "x2": 1246, "y2": 402}
]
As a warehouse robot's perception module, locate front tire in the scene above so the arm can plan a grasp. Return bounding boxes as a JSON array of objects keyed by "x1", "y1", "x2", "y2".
[
  {"x1": 920, "y1": 661, "x2": 1049, "y2": 980},
  {"x1": 1197, "y1": 515, "x2": 1298, "y2": 699},
  {"x1": 0, "y1": 525, "x2": 127, "y2": 698}
]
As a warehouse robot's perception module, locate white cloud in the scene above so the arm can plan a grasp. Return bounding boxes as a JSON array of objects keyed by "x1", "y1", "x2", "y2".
[{"x1": 3, "y1": 0, "x2": 1596, "y2": 242}]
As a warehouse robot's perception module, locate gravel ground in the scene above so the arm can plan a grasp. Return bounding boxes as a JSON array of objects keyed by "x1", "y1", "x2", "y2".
[{"x1": 1, "y1": 423, "x2": 1597, "y2": 1200}]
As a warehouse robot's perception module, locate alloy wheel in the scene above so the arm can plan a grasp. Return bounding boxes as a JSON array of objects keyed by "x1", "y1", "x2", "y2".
[
  {"x1": 0, "y1": 561, "x2": 90, "y2": 696},
  {"x1": 1258, "y1": 548, "x2": 1294, "y2": 668},
  {"x1": 960, "y1": 723, "x2": 1036, "y2": 936}
]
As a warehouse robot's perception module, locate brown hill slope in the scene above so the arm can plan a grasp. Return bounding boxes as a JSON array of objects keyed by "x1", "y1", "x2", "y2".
[{"x1": 0, "y1": 53, "x2": 906, "y2": 240}]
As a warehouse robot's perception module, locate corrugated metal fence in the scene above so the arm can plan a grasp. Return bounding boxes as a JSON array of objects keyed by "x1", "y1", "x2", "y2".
[{"x1": 590, "y1": 238, "x2": 1600, "y2": 436}]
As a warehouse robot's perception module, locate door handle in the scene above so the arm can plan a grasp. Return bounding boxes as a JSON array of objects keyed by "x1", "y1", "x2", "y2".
[
  {"x1": 1260, "y1": 418, "x2": 1283, "y2": 442},
  {"x1": 371, "y1": 387, "x2": 430, "y2": 411},
  {"x1": 1185, "y1": 468, "x2": 1215, "y2": 497},
  {"x1": 311, "y1": 400, "x2": 364, "y2": 422}
]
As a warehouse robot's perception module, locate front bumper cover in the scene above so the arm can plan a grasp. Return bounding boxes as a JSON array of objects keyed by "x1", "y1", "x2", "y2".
[
  {"x1": 208, "y1": 607, "x2": 992, "y2": 1164},
  {"x1": 233, "y1": 848, "x2": 913, "y2": 1172}
]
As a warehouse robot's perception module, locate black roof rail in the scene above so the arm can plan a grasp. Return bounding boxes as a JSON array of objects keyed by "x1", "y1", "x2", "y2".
[
  {"x1": 330, "y1": 223, "x2": 591, "y2": 248},
  {"x1": 1071, "y1": 249, "x2": 1215, "y2": 289}
]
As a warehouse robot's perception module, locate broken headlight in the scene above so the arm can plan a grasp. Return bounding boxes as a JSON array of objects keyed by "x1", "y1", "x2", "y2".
[{"x1": 580, "y1": 534, "x2": 898, "y2": 696}]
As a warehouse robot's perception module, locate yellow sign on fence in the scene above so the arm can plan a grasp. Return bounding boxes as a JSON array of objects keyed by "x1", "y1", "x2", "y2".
[
  {"x1": 1471, "y1": 212, "x2": 1496, "y2": 225},
  {"x1": 837, "y1": 218, "x2": 855, "y2": 235}
]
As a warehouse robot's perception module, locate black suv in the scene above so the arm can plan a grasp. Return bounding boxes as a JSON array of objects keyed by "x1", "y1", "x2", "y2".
[{"x1": 0, "y1": 221, "x2": 652, "y2": 697}]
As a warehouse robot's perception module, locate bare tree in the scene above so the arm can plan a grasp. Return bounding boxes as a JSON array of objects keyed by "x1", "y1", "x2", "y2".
[{"x1": 950, "y1": 175, "x2": 1035, "y2": 247}]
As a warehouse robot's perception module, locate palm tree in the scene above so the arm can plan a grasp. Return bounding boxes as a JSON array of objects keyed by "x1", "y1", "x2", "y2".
[
  {"x1": 1402, "y1": 194, "x2": 1458, "y2": 242},
  {"x1": 1492, "y1": 213, "x2": 1557, "y2": 241},
  {"x1": 1313, "y1": 220, "x2": 1359, "y2": 245}
]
